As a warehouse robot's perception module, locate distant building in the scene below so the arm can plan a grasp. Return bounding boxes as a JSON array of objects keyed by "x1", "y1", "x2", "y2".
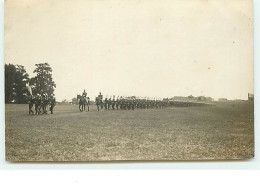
[
  {"x1": 218, "y1": 98, "x2": 228, "y2": 101},
  {"x1": 172, "y1": 95, "x2": 213, "y2": 102},
  {"x1": 173, "y1": 96, "x2": 189, "y2": 101},
  {"x1": 248, "y1": 93, "x2": 254, "y2": 101},
  {"x1": 198, "y1": 96, "x2": 213, "y2": 101}
]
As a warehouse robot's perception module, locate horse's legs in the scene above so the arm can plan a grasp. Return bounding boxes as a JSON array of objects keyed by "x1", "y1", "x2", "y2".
[{"x1": 79, "y1": 104, "x2": 81, "y2": 111}]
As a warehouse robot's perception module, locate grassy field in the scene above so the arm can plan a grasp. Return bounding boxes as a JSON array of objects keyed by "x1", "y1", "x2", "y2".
[{"x1": 5, "y1": 101, "x2": 254, "y2": 161}]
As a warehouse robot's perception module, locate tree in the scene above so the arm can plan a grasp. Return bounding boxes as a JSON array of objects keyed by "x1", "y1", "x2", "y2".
[
  {"x1": 71, "y1": 97, "x2": 78, "y2": 104},
  {"x1": 30, "y1": 63, "x2": 56, "y2": 96},
  {"x1": 15, "y1": 65, "x2": 30, "y2": 103},
  {"x1": 5, "y1": 64, "x2": 29, "y2": 103}
]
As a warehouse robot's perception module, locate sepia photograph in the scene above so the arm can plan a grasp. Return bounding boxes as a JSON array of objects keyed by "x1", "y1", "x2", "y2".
[{"x1": 4, "y1": 0, "x2": 254, "y2": 161}]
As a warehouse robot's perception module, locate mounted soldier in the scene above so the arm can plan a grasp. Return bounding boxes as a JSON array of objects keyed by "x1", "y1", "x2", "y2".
[
  {"x1": 82, "y1": 89, "x2": 87, "y2": 99},
  {"x1": 81, "y1": 89, "x2": 87, "y2": 111}
]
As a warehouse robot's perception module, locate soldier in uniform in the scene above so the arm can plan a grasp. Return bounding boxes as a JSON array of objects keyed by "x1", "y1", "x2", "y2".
[
  {"x1": 42, "y1": 93, "x2": 49, "y2": 114},
  {"x1": 82, "y1": 89, "x2": 87, "y2": 99},
  {"x1": 86, "y1": 97, "x2": 90, "y2": 111},
  {"x1": 104, "y1": 98, "x2": 108, "y2": 110},
  {"x1": 28, "y1": 94, "x2": 35, "y2": 115},
  {"x1": 35, "y1": 93, "x2": 42, "y2": 115},
  {"x1": 98, "y1": 92, "x2": 103, "y2": 109},
  {"x1": 82, "y1": 89, "x2": 87, "y2": 111},
  {"x1": 107, "y1": 98, "x2": 112, "y2": 110},
  {"x1": 116, "y1": 98, "x2": 120, "y2": 110},
  {"x1": 122, "y1": 99, "x2": 126, "y2": 110},
  {"x1": 112, "y1": 97, "x2": 116, "y2": 110},
  {"x1": 49, "y1": 94, "x2": 56, "y2": 114}
]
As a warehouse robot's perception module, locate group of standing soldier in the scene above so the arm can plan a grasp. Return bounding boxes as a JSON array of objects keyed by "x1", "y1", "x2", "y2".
[{"x1": 28, "y1": 93, "x2": 56, "y2": 115}]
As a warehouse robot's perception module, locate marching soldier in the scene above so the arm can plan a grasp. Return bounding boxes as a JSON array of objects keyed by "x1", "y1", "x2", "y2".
[
  {"x1": 116, "y1": 98, "x2": 120, "y2": 110},
  {"x1": 112, "y1": 98, "x2": 116, "y2": 110},
  {"x1": 104, "y1": 98, "x2": 108, "y2": 110},
  {"x1": 107, "y1": 98, "x2": 112, "y2": 110},
  {"x1": 49, "y1": 94, "x2": 56, "y2": 114},
  {"x1": 86, "y1": 97, "x2": 90, "y2": 111},
  {"x1": 28, "y1": 94, "x2": 35, "y2": 115},
  {"x1": 98, "y1": 92, "x2": 103, "y2": 109},
  {"x1": 35, "y1": 93, "x2": 42, "y2": 115},
  {"x1": 42, "y1": 93, "x2": 49, "y2": 114}
]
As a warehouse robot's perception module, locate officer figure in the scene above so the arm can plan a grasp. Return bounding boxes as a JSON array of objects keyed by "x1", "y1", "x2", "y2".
[{"x1": 82, "y1": 89, "x2": 87, "y2": 99}]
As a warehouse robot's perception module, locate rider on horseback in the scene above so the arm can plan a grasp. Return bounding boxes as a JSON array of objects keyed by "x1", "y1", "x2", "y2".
[{"x1": 82, "y1": 89, "x2": 87, "y2": 99}]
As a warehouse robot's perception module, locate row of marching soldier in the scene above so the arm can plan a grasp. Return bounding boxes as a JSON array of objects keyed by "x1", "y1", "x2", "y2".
[{"x1": 94, "y1": 92, "x2": 169, "y2": 111}]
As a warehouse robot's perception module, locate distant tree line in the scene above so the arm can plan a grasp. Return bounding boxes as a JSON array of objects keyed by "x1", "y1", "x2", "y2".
[{"x1": 5, "y1": 63, "x2": 56, "y2": 104}]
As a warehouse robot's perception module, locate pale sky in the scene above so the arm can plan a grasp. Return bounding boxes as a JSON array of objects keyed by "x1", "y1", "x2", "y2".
[{"x1": 5, "y1": 0, "x2": 254, "y2": 101}]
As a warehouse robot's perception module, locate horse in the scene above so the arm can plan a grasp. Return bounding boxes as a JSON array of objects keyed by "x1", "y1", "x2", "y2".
[
  {"x1": 95, "y1": 96, "x2": 103, "y2": 111},
  {"x1": 77, "y1": 94, "x2": 87, "y2": 112}
]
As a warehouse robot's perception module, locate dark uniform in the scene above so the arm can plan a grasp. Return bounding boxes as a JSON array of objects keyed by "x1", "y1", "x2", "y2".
[
  {"x1": 42, "y1": 93, "x2": 49, "y2": 114},
  {"x1": 104, "y1": 98, "x2": 108, "y2": 109},
  {"x1": 82, "y1": 90, "x2": 87, "y2": 99},
  {"x1": 98, "y1": 92, "x2": 103, "y2": 109},
  {"x1": 116, "y1": 99, "x2": 120, "y2": 110},
  {"x1": 49, "y1": 94, "x2": 56, "y2": 114},
  {"x1": 28, "y1": 95, "x2": 35, "y2": 114},
  {"x1": 82, "y1": 90, "x2": 87, "y2": 111},
  {"x1": 112, "y1": 98, "x2": 116, "y2": 110},
  {"x1": 35, "y1": 94, "x2": 42, "y2": 115},
  {"x1": 107, "y1": 98, "x2": 112, "y2": 110}
]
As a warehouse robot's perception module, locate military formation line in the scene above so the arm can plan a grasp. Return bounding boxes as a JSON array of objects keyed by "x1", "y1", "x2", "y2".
[
  {"x1": 76, "y1": 90, "x2": 214, "y2": 113},
  {"x1": 26, "y1": 89, "x2": 214, "y2": 115}
]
